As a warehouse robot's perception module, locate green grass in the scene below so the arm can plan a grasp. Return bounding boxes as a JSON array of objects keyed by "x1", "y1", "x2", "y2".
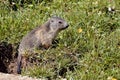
[{"x1": 0, "y1": 0, "x2": 120, "y2": 80}]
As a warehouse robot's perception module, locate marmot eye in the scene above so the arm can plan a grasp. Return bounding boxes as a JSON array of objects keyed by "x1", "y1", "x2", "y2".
[
  {"x1": 59, "y1": 21, "x2": 62, "y2": 24},
  {"x1": 51, "y1": 20, "x2": 54, "y2": 22}
]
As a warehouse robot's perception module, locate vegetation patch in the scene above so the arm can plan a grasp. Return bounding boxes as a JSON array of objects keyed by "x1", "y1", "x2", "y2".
[{"x1": 0, "y1": 0, "x2": 120, "y2": 80}]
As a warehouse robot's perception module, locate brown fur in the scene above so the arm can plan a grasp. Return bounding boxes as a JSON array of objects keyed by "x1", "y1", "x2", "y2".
[{"x1": 17, "y1": 17, "x2": 69, "y2": 74}]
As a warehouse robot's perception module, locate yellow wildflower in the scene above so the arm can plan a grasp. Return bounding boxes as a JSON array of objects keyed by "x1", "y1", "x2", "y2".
[
  {"x1": 118, "y1": 46, "x2": 120, "y2": 49},
  {"x1": 107, "y1": 76, "x2": 117, "y2": 80},
  {"x1": 78, "y1": 28, "x2": 82, "y2": 33},
  {"x1": 112, "y1": 78, "x2": 117, "y2": 80}
]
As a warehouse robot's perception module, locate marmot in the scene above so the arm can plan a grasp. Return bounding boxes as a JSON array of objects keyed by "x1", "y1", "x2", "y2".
[{"x1": 17, "y1": 17, "x2": 69, "y2": 74}]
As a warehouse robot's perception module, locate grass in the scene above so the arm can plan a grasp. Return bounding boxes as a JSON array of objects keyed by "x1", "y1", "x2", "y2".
[{"x1": 0, "y1": 0, "x2": 120, "y2": 80}]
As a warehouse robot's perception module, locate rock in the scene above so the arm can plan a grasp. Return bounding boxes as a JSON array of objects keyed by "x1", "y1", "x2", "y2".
[{"x1": 0, "y1": 72, "x2": 43, "y2": 80}]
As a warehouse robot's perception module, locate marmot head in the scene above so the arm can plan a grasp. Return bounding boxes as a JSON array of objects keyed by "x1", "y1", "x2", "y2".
[{"x1": 48, "y1": 17, "x2": 69, "y2": 32}]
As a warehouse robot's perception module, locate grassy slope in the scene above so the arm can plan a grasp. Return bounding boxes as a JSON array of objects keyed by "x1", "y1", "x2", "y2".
[{"x1": 0, "y1": 0, "x2": 120, "y2": 80}]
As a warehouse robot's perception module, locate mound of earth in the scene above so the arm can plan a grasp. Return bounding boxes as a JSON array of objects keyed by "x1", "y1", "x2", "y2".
[{"x1": 0, "y1": 42, "x2": 44, "y2": 80}]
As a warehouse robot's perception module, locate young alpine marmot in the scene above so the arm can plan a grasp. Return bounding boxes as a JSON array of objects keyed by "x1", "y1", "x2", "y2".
[{"x1": 17, "y1": 16, "x2": 69, "y2": 74}]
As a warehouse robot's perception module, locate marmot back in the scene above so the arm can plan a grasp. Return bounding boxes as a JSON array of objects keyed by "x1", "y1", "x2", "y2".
[{"x1": 17, "y1": 17, "x2": 69, "y2": 74}]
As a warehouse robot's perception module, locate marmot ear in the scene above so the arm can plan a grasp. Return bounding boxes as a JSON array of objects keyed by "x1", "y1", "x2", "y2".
[{"x1": 45, "y1": 20, "x2": 50, "y2": 31}]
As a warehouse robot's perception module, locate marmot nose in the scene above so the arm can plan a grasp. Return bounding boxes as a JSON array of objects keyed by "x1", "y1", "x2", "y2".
[{"x1": 66, "y1": 24, "x2": 69, "y2": 28}]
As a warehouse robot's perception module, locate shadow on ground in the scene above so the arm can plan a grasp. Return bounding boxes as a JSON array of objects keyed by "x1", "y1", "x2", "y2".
[{"x1": 0, "y1": 42, "x2": 18, "y2": 74}]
